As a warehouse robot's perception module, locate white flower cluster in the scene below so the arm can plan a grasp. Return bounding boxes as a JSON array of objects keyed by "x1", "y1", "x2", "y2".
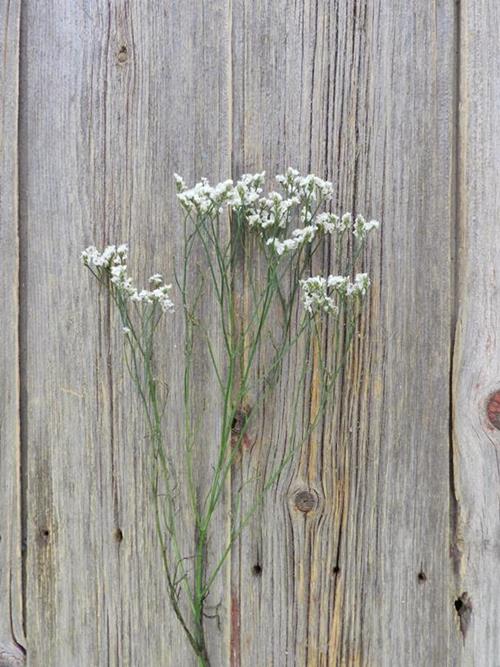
[
  {"x1": 353, "y1": 215, "x2": 380, "y2": 240},
  {"x1": 266, "y1": 211, "x2": 380, "y2": 257},
  {"x1": 300, "y1": 273, "x2": 371, "y2": 316},
  {"x1": 174, "y1": 168, "x2": 333, "y2": 221},
  {"x1": 275, "y1": 167, "x2": 334, "y2": 200},
  {"x1": 228, "y1": 172, "x2": 266, "y2": 209},
  {"x1": 174, "y1": 169, "x2": 379, "y2": 253},
  {"x1": 81, "y1": 245, "x2": 174, "y2": 314},
  {"x1": 175, "y1": 173, "x2": 234, "y2": 214}
]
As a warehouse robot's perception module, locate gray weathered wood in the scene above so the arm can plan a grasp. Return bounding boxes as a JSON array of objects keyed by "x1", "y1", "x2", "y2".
[
  {"x1": 21, "y1": 1, "x2": 230, "y2": 665},
  {"x1": 452, "y1": 0, "x2": 500, "y2": 662},
  {"x1": 0, "y1": 0, "x2": 25, "y2": 661},
  {"x1": 231, "y1": 1, "x2": 457, "y2": 664},
  {"x1": 6, "y1": 0, "x2": 500, "y2": 664}
]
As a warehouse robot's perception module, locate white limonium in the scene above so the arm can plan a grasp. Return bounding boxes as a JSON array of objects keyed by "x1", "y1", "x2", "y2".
[
  {"x1": 349, "y1": 272, "x2": 371, "y2": 296},
  {"x1": 228, "y1": 172, "x2": 266, "y2": 209},
  {"x1": 173, "y1": 173, "x2": 187, "y2": 192},
  {"x1": 82, "y1": 168, "x2": 379, "y2": 666},
  {"x1": 276, "y1": 167, "x2": 334, "y2": 200},
  {"x1": 81, "y1": 244, "x2": 174, "y2": 313},
  {"x1": 174, "y1": 170, "x2": 380, "y2": 257},
  {"x1": 353, "y1": 214, "x2": 380, "y2": 240},
  {"x1": 81, "y1": 243, "x2": 128, "y2": 268},
  {"x1": 149, "y1": 273, "x2": 164, "y2": 286},
  {"x1": 300, "y1": 276, "x2": 338, "y2": 315},
  {"x1": 300, "y1": 272, "x2": 371, "y2": 316},
  {"x1": 266, "y1": 237, "x2": 300, "y2": 256},
  {"x1": 176, "y1": 177, "x2": 234, "y2": 214}
]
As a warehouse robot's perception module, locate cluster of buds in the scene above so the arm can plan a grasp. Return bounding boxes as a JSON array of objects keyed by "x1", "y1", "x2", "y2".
[
  {"x1": 81, "y1": 245, "x2": 174, "y2": 314},
  {"x1": 300, "y1": 273, "x2": 371, "y2": 316}
]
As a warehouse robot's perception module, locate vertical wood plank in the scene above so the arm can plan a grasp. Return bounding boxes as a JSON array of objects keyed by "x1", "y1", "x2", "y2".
[
  {"x1": 21, "y1": 1, "x2": 230, "y2": 664},
  {"x1": 453, "y1": 0, "x2": 500, "y2": 661},
  {"x1": 0, "y1": 0, "x2": 25, "y2": 663},
  {"x1": 232, "y1": 1, "x2": 456, "y2": 664}
]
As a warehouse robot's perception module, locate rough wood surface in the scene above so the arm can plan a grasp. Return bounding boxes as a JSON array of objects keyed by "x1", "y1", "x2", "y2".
[
  {"x1": 231, "y1": 1, "x2": 456, "y2": 665},
  {"x1": 0, "y1": 0, "x2": 25, "y2": 662},
  {"x1": 2, "y1": 0, "x2": 500, "y2": 665},
  {"x1": 452, "y1": 0, "x2": 500, "y2": 663},
  {"x1": 20, "y1": 2, "x2": 230, "y2": 665}
]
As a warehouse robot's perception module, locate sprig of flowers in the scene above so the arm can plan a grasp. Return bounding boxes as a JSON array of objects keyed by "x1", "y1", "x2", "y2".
[
  {"x1": 300, "y1": 273, "x2": 371, "y2": 316},
  {"x1": 174, "y1": 169, "x2": 380, "y2": 258},
  {"x1": 81, "y1": 244, "x2": 174, "y2": 313},
  {"x1": 82, "y1": 168, "x2": 380, "y2": 667}
]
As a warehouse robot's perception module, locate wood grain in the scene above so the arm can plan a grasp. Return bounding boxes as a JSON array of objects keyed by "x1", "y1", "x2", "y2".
[
  {"x1": 20, "y1": 1, "x2": 230, "y2": 665},
  {"x1": 452, "y1": 0, "x2": 500, "y2": 662},
  {"x1": 231, "y1": 1, "x2": 456, "y2": 664},
  {"x1": 0, "y1": 0, "x2": 25, "y2": 662},
  {"x1": 7, "y1": 0, "x2": 500, "y2": 665}
]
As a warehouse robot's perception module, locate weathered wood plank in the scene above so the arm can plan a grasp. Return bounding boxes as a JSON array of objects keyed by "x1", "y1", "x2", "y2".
[
  {"x1": 21, "y1": 1, "x2": 230, "y2": 665},
  {"x1": 232, "y1": 1, "x2": 456, "y2": 664},
  {"x1": 0, "y1": 0, "x2": 25, "y2": 663},
  {"x1": 452, "y1": 0, "x2": 500, "y2": 662}
]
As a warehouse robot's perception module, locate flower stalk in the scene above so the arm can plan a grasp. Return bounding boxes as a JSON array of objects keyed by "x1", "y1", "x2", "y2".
[{"x1": 82, "y1": 168, "x2": 379, "y2": 665}]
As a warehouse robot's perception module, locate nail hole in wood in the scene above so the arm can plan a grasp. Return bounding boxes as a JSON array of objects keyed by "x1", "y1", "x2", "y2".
[
  {"x1": 418, "y1": 571, "x2": 427, "y2": 582},
  {"x1": 114, "y1": 528, "x2": 123, "y2": 543},
  {"x1": 38, "y1": 528, "x2": 50, "y2": 544},
  {"x1": 333, "y1": 565, "x2": 340, "y2": 574},
  {"x1": 252, "y1": 564, "x2": 262, "y2": 576}
]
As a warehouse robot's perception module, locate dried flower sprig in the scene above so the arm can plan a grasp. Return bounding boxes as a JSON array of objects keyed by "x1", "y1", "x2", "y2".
[
  {"x1": 82, "y1": 168, "x2": 379, "y2": 667},
  {"x1": 81, "y1": 244, "x2": 175, "y2": 313},
  {"x1": 300, "y1": 273, "x2": 371, "y2": 316}
]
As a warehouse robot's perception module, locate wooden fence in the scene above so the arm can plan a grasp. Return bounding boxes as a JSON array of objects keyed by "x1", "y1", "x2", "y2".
[{"x1": 1, "y1": 1, "x2": 499, "y2": 665}]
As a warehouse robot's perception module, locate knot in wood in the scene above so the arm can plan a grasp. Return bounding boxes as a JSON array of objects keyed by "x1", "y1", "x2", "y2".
[
  {"x1": 486, "y1": 391, "x2": 500, "y2": 430},
  {"x1": 454, "y1": 591, "x2": 473, "y2": 639},
  {"x1": 294, "y1": 489, "x2": 317, "y2": 513},
  {"x1": 0, "y1": 640, "x2": 26, "y2": 666},
  {"x1": 117, "y1": 45, "x2": 128, "y2": 64}
]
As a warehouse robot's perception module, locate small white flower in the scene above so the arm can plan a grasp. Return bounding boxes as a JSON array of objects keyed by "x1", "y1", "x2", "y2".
[
  {"x1": 149, "y1": 273, "x2": 163, "y2": 286},
  {"x1": 266, "y1": 238, "x2": 286, "y2": 255},
  {"x1": 110, "y1": 264, "x2": 128, "y2": 286},
  {"x1": 316, "y1": 213, "x2": 341, "y2": 234},
  {"x1": 349, "y1": 272, "x2": 371, "y2": 296},
  {"x1": 292, "y1": 225, "x2": 317, "y2": 244},
  {"x1": 353, "y1": 215, "x2": 380, "y2": 240},
  {"x1": 177, "y1": 177, "x2": 234, "y2": 213},
  {"x1": 300, "y1": 271, "x2": 371, "y2": 316},
  {"x1": 300, "y1": 276, "x2": 337, "y2": 315},
  {"x1": 340, "y1": 212, "x2": 352, "y2": 231},
  {"x1": 173, "y1": 173, "x2": 187, "y2": 192},
  {"x1": 82, "y1": 243, "x2": 175, "y2": 316},
  {"x1": 327, "y1": 275, "x2": 349, "y2": 293}
]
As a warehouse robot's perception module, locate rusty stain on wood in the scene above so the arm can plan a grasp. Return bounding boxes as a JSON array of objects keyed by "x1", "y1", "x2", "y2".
[
  {"x1": 486, "y1": 391, "x2": 500, "y2": 430},
  {"x1": 230, "y1": 593, "x2": 241, "y2": 667}
]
